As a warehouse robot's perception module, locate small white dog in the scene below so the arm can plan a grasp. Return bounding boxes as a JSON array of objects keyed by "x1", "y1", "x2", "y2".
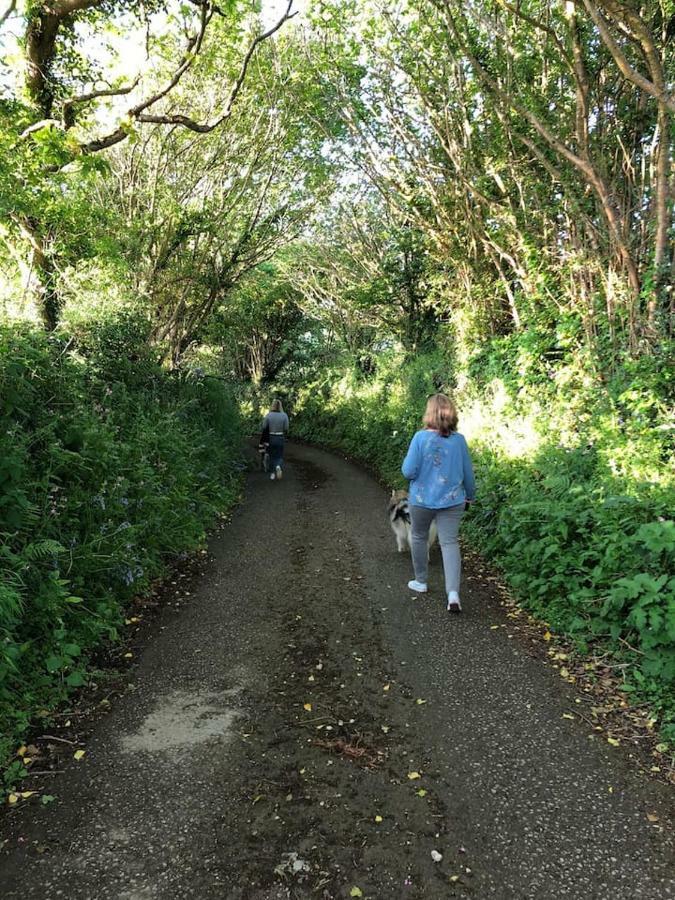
[{"x1": 388, "y1": 489, "x2": 437, "y2": 554}]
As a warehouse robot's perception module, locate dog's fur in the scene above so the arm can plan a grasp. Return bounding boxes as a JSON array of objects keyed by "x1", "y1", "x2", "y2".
[{"x1": 388, "y1": 489, "x2": 437, "y2": 554}]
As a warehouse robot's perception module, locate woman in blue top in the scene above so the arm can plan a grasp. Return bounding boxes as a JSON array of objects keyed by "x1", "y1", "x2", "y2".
[{"x1": 401, "y1": 393, "x2": 476, "y2": 612}]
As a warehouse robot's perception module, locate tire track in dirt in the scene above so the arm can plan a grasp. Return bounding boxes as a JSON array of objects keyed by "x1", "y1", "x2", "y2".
[{"x1": 212, "y1": 454, "x2": 475, "y2": 898}]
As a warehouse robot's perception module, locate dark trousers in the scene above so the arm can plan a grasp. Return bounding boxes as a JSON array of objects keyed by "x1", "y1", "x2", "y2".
[{"x1": 269, "y1": 434, "x2": 285, "y2": 471}]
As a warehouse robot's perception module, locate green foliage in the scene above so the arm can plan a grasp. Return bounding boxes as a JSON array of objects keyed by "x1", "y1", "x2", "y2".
[
  {"x1": 289, "y1": 345, "x2": 675, "y2": 741},
  {"x1": 0, "y1": 317, "x2": 243, "y2": 770}
]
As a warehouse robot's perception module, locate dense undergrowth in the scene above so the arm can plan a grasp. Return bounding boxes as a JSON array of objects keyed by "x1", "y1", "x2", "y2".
[
  {"x1": 287, "y1": 341, "x2": 675, "y2": 744},
  {"x1": 0, "y1": 315, "x2": 244, "y2": 777}
]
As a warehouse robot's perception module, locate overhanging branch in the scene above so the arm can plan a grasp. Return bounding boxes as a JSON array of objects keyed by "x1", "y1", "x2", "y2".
[{"x1": 81, "y1": 1, "x2": 294, "y2": 153}]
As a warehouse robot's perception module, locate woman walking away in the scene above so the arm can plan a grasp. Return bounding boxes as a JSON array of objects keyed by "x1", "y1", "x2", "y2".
[
  {"x1": 401, "y1": 394, "x2": 476, "y2": 612},
  {"x1": 262, "y1": 399, "x2": 289, "y2": 481}
]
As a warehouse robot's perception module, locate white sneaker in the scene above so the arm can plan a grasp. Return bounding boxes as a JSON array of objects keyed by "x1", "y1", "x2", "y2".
[
  {"x1": 275, "y1": 465, "x2": 282, "y2": 480},
  {"x1": 270, "y1": 473, "x2": 275, "y2": 480},
  {"x1": 408, "y1": 580, "x2": 428, "y2": 593},
  {"x1": 447, "y1": 591, "x2": 462, "y2": 613}
]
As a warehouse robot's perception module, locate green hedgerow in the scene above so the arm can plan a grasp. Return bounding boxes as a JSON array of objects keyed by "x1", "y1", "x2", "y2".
[{"x1": 0, "y1": 316, "x2": 244, "y2": 771}]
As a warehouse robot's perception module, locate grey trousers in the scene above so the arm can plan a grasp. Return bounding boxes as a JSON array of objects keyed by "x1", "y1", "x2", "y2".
[{"x1": 410, "y1": 504, "x2": 464, "y2": 594}]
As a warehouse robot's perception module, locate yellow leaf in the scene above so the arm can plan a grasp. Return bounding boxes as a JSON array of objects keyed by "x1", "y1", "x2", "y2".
[
  {"x1": 415, "y1": 698, "x2": 427, "y2": 705},
  {"x1": 407, "y1": 771, "x2": 421, "y2": 780},
  {"x1": 647, "y1": 813, "x2": 659, "y2": 823},
  {"x1": 543, "y1": 631, "x2": 552, "y2": 641},
  {"x1": 607, "y1": 737, "x2": 620, "y2": 747},
  {"x1": 124, "y1": 653, "x2": 133, "y2": 659},
  {"x1": 73, "y1": 749, "x2": 86, "y2": 761},
  {"x1": 559, "y1": 667, "x2": 570, "y2": 679},
  {"x1": 19, "y1": 791, "x2": 36, "y2": 799},
  {"x1": 562, "y1": 713, "x2": 575, "y2": 720},
  {"x1": 7, "y1": 794, "x2": 19, "y2": 805},
  {"x1": 374, "y1": 815, "x2": 383, "y2": 823},
  {"x1": 22, "y1": 758, "x2": 33, "y2": 765},
  {"x1": 490, "y1": 625, "x2": 499, "y2": 630},
  {"x1": 417, "y1": 789, "x2": 427, "y2": 797},
  {"x1": 350, "y1": 888, "x2": 363, "y2": 898},
  {"x1": 17, "y1": 745, "x2": 27, "y2": 757},
  {"x1": 383, "y1": 684, "x2": 390, "y2": 692},
  {"x1": 303, "y1": 703, "x2": 312, "y2": 712},
  {"x1": 449, "y1": 875, "x2": 460, "y2": 883}
]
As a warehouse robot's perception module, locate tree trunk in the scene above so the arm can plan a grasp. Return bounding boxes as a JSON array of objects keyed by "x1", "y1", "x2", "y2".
[{"x1": 14, "y1": 218, "x2": 60, "y2": 331}]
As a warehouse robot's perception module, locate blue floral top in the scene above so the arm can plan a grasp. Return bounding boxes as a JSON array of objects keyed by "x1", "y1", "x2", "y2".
[{"x1": 402, "y1": 429, "x2": 476, "y2": 509}]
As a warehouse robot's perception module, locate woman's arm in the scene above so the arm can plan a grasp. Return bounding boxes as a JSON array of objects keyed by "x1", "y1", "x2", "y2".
[
  {"x1": 402, "y1": 432, "x2": 421, "y2": 480},
  {"x1": 461, "y1": 436, "x2": 476, "y2": 500}
]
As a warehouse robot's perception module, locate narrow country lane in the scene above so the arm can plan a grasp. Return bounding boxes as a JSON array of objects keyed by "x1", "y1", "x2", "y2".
[{"x1": 1, "y1": 443, "x2": 674, "y2": 900}]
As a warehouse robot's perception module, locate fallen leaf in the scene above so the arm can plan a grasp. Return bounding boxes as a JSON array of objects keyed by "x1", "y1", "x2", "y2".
[
  {"x1": 407, "y1": 771, "x2": 421, "y2": 780},
  {"x1": 431, "y1": 850, "x2": 443, "y2": 863},
  {"x1": 543, "y1": 631, "x2": 552, "y2": 641},
  {"x1": 415, "y1": 698, "x2": 427, "y2": 705},
  {"x1": 303, "y1": 703, "x2": 312, "y2": 712},
  {"x1": 449, "y1": 875, "x2": 460, "y2": 883},
  {"x1": 349, "y1": 888, "x2": 363, "y2": 898},
  {"x1": 562, "y1": 713, "x2": 575, "y2": 720},
  {"x1": 73, "y1": 749, "x2": 86, "y2": 761},
  {"x1": 607, "y1": 737, "x2": 620, "y2": 747},
  {"x1": 124, "y1": 653, "x2": 133, "y2": 659},
  {"x1": 7, "y1": 794, "x2": 18, "y2": 805},
  {"x1": 417, "y1": 789, "x2": 427, "y2": 797},
  {"x1": 41, "y1": 795, "x2": 55, "y2": 805},
  {"x1": 374, "y1": 815, "x2": 383, "y2": 823},
  {"x1": 17, "y1": 746, "x2": 27, "y2": 757},
  {"x1": 383, "y1": 684, "x2": 390, "y2": 692},
  {"x1": 559, "y1": 667, "x2": 570, "y2": 679},
  {"x1": 647, "y1": 813, "x2": 659, "y2": 823}
]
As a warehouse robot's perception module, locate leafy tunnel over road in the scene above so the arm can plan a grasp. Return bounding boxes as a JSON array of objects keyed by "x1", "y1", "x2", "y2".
[{"x1": 1, "y1": 443, "x2": 674, "y2": 899}]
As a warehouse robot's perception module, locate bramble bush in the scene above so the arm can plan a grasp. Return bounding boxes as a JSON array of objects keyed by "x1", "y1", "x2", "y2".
[
  {"x1": 289, "y1": 344, "x2": 675, "y2": 742},
  {"x1": 0, "y1": 316, "x2": 243, "y2": 771}
]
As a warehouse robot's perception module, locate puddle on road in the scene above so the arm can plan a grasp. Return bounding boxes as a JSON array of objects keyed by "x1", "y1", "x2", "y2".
[{"x1": 120, "y1": 689, "x2": 241, "y2": 753}]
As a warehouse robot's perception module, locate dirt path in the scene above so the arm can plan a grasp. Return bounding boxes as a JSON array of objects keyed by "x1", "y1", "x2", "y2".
[{"x1": 1, "y1": 443, "x2": 674, "y2": 900}]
